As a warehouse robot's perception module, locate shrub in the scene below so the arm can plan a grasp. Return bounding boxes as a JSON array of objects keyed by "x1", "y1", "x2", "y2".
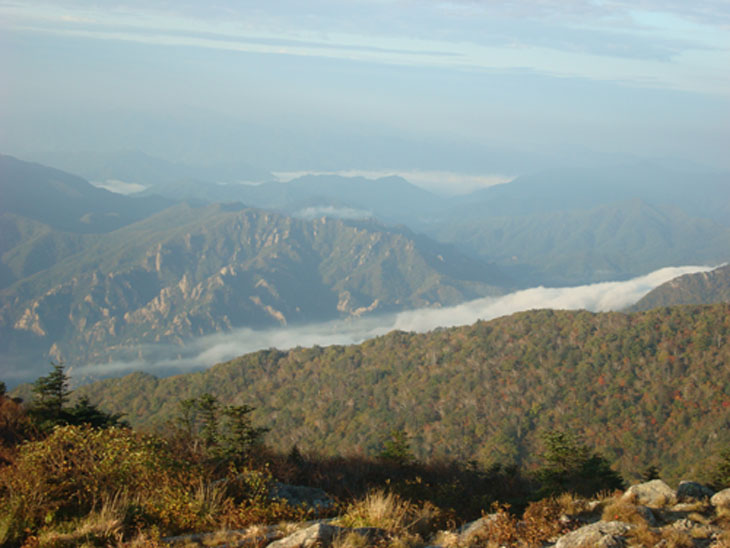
[{"x1": 0, "y1": 424, "x2": 204, "y2": 544}]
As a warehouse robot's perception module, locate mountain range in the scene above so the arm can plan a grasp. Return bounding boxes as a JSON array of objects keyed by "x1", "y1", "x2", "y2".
[
  {"x1": 3, "y1": 152, "x2": 730, "y2": 382},
  {"x1": 66, "y1": 302, "x2": 730, "y2": 483},
  {"x1": 135, "y1": 159, "x2": 730, "y2": 285},
  {"x1": 0, "y1": 155, "x2": 504, "y2": 381}
]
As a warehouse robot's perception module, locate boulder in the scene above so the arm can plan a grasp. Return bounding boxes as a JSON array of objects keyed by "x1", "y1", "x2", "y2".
[
  {"x1": 271, "y1": 483, "x2": 335, "y2": 510},
  {"x1": 266, "y1": 523, "x2": 384, "y2": 548},
  {"x1": 622, "y1": 479, "x2": 676, "y2": 507},
  {"x1": 671, "y1": 517, "x2": 721, "y2": 539},
  {"x1": 267, "y1": 523, "x2": 340, "y2": 548},
  {"x1": 676, "y1": 480, "x2": 714, "y2": 501},
  {"x1": 554, "y1": 521, "x2": 631, "y2": 548},
  {"x1": 458, "y1": 513, "x2": 498, "y2": 541},
  {"x1": 710, "y1": 488, "x2": 730, "y2": 509}
]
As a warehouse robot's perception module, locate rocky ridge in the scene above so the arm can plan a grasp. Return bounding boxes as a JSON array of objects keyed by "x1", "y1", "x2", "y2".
[{"x1": 162, "y1": 479, "x2": 730, "y2": 547}]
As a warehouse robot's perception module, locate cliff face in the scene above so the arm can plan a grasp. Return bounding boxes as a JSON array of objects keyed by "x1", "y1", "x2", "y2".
[{"x1": 1, "y1": 203, "x2": 503, "y2": 373}]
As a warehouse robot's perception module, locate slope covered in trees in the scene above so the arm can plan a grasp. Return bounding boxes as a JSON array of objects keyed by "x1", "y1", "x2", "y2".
[
  {"x1": 75, "y1": 303, "x2": 730, "y2": 482},
  {"x1": 631, "y1": 264, "x2": 730, "y2": 311}
]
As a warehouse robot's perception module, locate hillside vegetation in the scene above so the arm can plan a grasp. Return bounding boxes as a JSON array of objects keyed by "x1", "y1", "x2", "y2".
[
  {"x1": 6, "y1": 363, "x2": 730, "y2": 547},
  {"x1": 631, "y1": 264, "x2": 730, "y2": 311},
  {"x1": 75, "y1": 303, "x2": 730, "y2": 482}
]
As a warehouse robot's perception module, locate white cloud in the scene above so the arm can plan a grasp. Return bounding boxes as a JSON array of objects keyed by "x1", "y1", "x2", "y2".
[
  {"x1": 273, "y1": 169, "x2": 513, "y2": 195},
  {"x1": 91, "y1": 179, "x2": 147, "y2": 194},
  {"x1": 295, "y1": 206, "x2": 373, "y2": 220},
  {"x1": 74, "y1": 264, "x2": 715, "y2": 380}
]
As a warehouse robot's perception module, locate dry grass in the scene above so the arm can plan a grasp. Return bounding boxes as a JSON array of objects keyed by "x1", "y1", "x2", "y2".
[
  {"x1": 34, "y1": 491, "x2": 131, "y2": 547},
  {"x1": 191, "y1": 480, "x2": 227, "y2": 526},
  {"x1": 625, "y1": 522, "x2": 696, "y2": 548},
  {"x1": 466, "y1": 498, "x2": 584, "y2": 548},
  {"x1": 601, "y1": 499, "x2": 654, "y2": 526},
  {"x1": 331, "y1": 530, "x2": 372, "y2": 548},
  {"x1": 337, "y1": 490, "x2": 439, "y2": 536},
  {"x1": 713, "y1": 530, "x2": 730, "y2": 547},
  {"x1": 431, "y1": 530, "x2": 460, "y2": 548}
]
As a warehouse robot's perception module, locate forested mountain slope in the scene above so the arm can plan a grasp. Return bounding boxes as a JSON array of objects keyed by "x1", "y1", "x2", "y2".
[
  {"x1": 631, "y1": 264, "x2": 730, "y2": 311},
  {"x1": 76, "y1": 303, "x2": 730, "y2": 482},
  {"x1": 434, "y1": 199, "x2": 730, "y2": 285}
]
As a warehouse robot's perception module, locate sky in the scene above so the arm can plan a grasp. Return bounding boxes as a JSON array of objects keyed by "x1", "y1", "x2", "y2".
[{"x1": 1, "y1": 0, "x2": 730, "y2": 176}]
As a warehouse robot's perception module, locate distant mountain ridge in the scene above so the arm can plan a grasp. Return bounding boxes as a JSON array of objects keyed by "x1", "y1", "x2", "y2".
[
  {"x1": 0, "y1": 156, "x2": 505, "y2": 380},
  {"x1": 0, "y1": 154, "x2": 171, "y2": 233},
  {"x1": 630, "y1": 264, "x2": 730, "y2": 311},
  {"x1": 136, "y1": 161, "x2": 730, "y2": 285},
  {"x1": 436, "y1": 199, "x2": 730, "y2": 285}
]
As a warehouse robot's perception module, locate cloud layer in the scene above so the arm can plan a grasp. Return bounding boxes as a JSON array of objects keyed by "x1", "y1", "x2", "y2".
[{"x1": 74, "y1": 264, "x2": 715, "y2": 380}]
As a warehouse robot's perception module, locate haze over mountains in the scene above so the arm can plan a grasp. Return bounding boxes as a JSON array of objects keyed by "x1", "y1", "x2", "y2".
[{"x1": 2, "y1": 150, "x2": 729, "y2": 385}]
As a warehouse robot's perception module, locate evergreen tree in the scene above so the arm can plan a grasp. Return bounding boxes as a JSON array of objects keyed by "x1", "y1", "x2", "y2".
[
  {"x1": 536, "y1": 429, "x2": 624, "y2": 497},
  {"x1": 196, "y1": 393, "x2": 220, "y2": 448},
  {"x1": 378, "y1": 429, "x2": 415, "y2": 465},
  {"x1": 29, "y1": 363, "x2": 123, "y2": 432},
  {"x1": 30, "y1": 362, "x2": 71, "y2": 430},
  {"x1": 219, "y1": 404, "x2": 269, "y2": 462}
]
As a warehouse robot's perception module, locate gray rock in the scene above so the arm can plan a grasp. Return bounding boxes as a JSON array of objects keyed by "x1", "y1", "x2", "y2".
[
  {"x1": 711, "y1": 487, "x2": 730, "y2": 509},
  {"x1": 270, "y1": 483, "x2": 335, "y2": 510},
  {"x1": 266, "y1": 523, "x2": 384, "y2": 548},
  {"x1": 622, "y1": 479, "x2": 676, "y2": 507},
  {"x1": 458, "y1": 513, "x2": 498, "y2": 540},
  {"x1": 677, "y1": 481, "x2": 714, "y2": 501},
  {"x1": 554, "y1": 521, "x2": 632, "y2": 548},
  {"x1": 672, "y1": 502, "x2": 707, "y2": 512},
  {"x1": 671, "y1": 518, "x2": 722, "y2": 540}
]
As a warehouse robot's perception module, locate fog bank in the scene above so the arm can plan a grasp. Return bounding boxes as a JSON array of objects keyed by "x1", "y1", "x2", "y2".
[{"x1": 74, "y1": 265, "x2": 714, "y2": 380}]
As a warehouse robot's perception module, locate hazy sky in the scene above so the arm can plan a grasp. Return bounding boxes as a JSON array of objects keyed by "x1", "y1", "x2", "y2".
[{"x1": 2, "y1": 0, "x2": 729, "y2": 171}]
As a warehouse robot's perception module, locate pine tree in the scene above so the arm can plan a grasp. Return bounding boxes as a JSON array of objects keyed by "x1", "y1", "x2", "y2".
[{"x1": 30, "y1": 362, "x2": 71, "y2": 430}]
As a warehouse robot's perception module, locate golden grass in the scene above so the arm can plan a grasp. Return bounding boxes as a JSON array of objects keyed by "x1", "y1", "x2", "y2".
[
  {"x1": 601, "y1": 499, "x2": 653, "y2": 526},
  {"x1": 337, "y1": 490, "x2": 438, "y2": 535}
]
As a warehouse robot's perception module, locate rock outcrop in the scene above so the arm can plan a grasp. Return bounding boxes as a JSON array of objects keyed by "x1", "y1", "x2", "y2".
[{"x1": 163, "y1": 479, "x2": 730, "y2": 547}]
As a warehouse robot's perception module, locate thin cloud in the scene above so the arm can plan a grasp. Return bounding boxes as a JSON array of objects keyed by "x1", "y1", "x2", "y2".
[
  {"x1": 73, "y1": 264, "x2": 715, "y2": 381},
  {"x1": 91, "y1": 179, "x2": 146, "y2": 195},
  {"x1": 4, "y1": 1, "x2": 728, "y2": 94},
  {"x1": 295, "y1": 206, "x2": 373, "y2": 220},
  {"x1": 274, "y1": 170, "x2": 514, "y2": 195}
]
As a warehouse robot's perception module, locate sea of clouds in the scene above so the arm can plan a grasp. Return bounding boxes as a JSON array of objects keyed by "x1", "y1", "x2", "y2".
[{"x1": 73, "y1": 265, "x2": 715, "y2": 380}]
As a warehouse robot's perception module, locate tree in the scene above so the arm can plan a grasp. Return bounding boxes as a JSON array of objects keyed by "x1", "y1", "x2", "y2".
[
  {"x1": 536, "y1": 430, "x2": 624, "y2": 497},
  {"x1": 173, "y1": 393, "x2": 268, "y2": 463},
  {"x1": 707, "y1": 447, "x2": 730, "y2": 489},
  {"x1": 29, "y1": 363, "x2": 123, "y2": 432},
  {"x1": 196, "y1": 393, "x2": 220, "y2": 448},
  {"x1": 378, "y1": 429, "x2": 415, "y2": 465},
  {"x1": 29, "y1": 362, "x2": 71, "y2": 430},
  {"x1": 219, "y1": 404, "x2": 269, "y2": 463},
  {"x1": 66, "y1": 396, "x2": 126, "y2": 429}
]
